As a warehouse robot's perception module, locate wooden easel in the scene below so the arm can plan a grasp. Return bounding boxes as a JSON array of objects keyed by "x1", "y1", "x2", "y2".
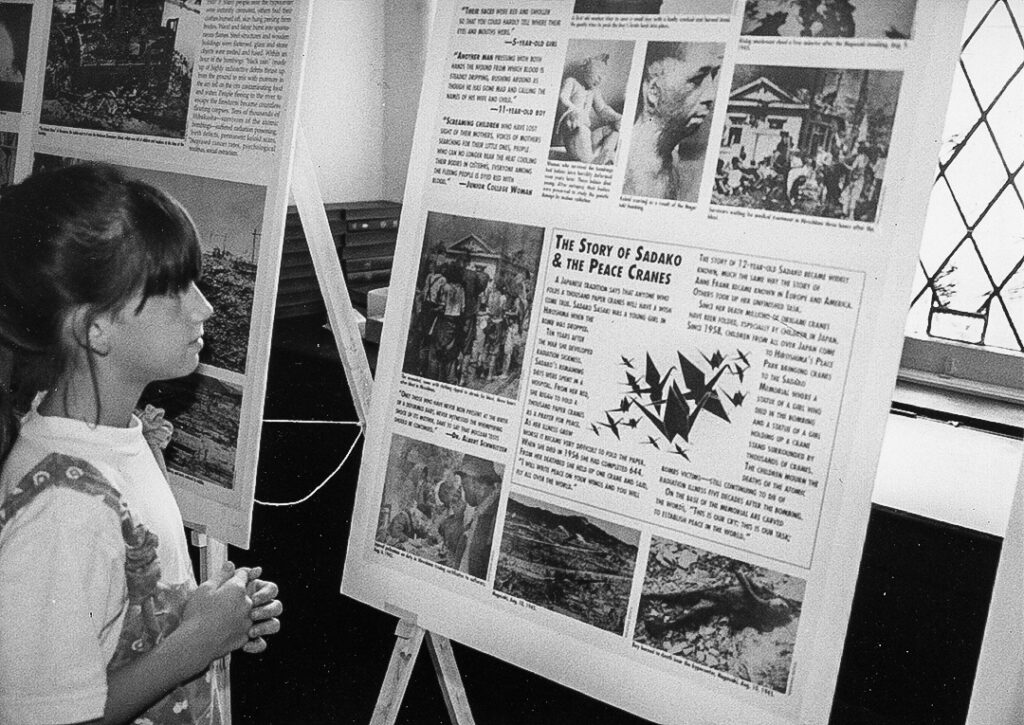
[{"x1": 292, "y1": 128, "x2": 476, "y2": 725}]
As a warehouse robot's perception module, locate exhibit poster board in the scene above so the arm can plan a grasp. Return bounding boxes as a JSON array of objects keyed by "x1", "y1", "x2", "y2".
[
  {"x1": 967, "y1": 448, "x2": 1024, "y2": 725},
  {"x1": 341, "y1": 1, "x2": 969, "y2": 722},
  {"x1": 2, "y1": 0, "x2": 312, "y2": 548}
]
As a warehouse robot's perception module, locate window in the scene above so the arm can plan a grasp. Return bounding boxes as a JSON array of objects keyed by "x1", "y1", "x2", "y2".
[{"x1": 901, "y1": 0, "x2": 1024, "y2": 411}]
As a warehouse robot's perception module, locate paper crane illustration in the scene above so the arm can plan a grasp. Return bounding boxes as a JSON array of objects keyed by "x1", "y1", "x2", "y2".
[
  {"x1": 595, "y1": 412, "x2": 623, "y2": 440},
  {"x1": 595, "y1": 347, "x2": 751, "y2": 453}
]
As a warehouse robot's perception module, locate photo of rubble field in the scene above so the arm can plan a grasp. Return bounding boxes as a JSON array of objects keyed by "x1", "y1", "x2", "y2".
[
  {"x1": 494, "y1": 493, "x2": 640, "y2": 634},
  {"x1": 141, "y1": 372, "x2": 242, "y2": 489},
  {"x1": 634, "y1": 537, "x2": 805, "y2": 692}
]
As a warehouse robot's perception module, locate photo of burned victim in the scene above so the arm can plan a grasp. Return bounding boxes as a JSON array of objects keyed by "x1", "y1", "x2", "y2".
[
  {"x1": 622, "y1": 42, "x2": 725, "y2": 203},
  {"x1": 634, "y1": 538, "x2": 805, "y2": 693},
  {"x1": 550, "y1": 39, "x2": 634, "y2": 165}
]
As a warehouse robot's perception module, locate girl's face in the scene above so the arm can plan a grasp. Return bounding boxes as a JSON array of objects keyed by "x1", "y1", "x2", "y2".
[{"x1": 105, "y1": 281, "x2": 214, "y2": 387}]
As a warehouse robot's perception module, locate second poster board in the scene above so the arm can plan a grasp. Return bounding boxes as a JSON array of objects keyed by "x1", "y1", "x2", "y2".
[
  {"x1": 2, "y1": 0, "x2": 314, "y2": 548},
  {"x1": 345, "y1": 1, "x2": 970, "y2": 722}
]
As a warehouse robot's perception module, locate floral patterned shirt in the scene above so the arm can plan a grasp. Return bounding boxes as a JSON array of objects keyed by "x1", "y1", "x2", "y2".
[{"x1": 0, "y1": 410, "x2": 224, "y2": 724}]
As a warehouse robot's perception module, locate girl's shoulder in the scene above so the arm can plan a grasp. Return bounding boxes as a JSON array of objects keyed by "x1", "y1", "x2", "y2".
[{"x1": 1, "y1": 452, "x2": 126, "y2": 535}]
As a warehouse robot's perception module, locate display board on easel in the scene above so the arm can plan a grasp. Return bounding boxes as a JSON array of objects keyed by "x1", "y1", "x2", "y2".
[
  {"x1": 342, "y1": 2, "x2": 970, "y2": 723},
  {"x1": 967, "y1": 447, "x2": 1024, "y2": 725},
  {"x1": 3, "y1": 0, "x2": 314, "y2": 549}
]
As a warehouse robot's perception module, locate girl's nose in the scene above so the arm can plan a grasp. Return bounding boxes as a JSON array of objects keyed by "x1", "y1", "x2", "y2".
[{"x1": 188, "y1": 282, "x2": 214, "y2": 321}]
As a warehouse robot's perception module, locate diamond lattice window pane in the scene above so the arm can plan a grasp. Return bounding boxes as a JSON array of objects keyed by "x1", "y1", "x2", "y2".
[
  {"x1": 919, "y1": 181, "x2": 967, "y2": 275},
  {"x1": 960, "y1": 2, "x2": 1024, "y2": 110},
  {"x1": 971, "y1": 184, "x2": 1024, "y2": 282},
  {"x1": 933, "y1": 241, "x2": 992, "y2": 312},
  {"x1": 912, "y1": 0, "x2": 1024, "y2": 353},
  {"x1": 984, "y1": 69, "x2": 1024, "y2": 168},
  {"x1": 943, "y1": 125, "x2": 1007, "y2": 226}
]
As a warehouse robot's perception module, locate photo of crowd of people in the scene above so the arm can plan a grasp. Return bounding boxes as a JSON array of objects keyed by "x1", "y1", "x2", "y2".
[
  {"x1": 550, "y1": 38, "x2": 634, "y2": 165},
  {"x1": 402, "y1": 212, "x2": 545, "y2": 399},
  {"x1": 376, "y1": 435, "x2": 503, "y2": 582},
  {"x1": 712, "y1": 65, "x2": 902, "y2": 223}
]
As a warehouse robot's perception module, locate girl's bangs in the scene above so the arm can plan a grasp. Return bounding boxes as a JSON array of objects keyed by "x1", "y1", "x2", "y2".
[{"x1": 129, "y1": 181, "x2": 203, "y2": 305}]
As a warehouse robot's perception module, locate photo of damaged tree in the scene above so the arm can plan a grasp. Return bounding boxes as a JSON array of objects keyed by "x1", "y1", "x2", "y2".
[
  {"x1": 142, "y1": 373, "x2": 242, "y2": 489},
  {"x1": 634, "y1": 537, "x2": 805, "y2": 692},
  {"x1": 41, "y1": 0, "x2": 201, "y2": 137},
  {"x1": 494, "y1": 493, "x2": 639, "y2": 634}
]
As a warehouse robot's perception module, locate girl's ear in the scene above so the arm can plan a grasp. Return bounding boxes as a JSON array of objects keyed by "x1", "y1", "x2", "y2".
[{"x1": 71, "y1": 306, "x2": 113, "y2": 356}]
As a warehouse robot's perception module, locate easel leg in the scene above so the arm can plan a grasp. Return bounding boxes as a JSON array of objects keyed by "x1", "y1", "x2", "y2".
[
  {"x1": 369, "y1": 620, "x2": 476, "y2": 725},
  {"x1": 425, "y1": 632, "x2": 476, "y2": 725},
  {"x1": 370, "y1": 619, "x2": 427, "y2": 725},
  {"x1": 191, "y1": 530, "x2": 233, "y2": 725}
]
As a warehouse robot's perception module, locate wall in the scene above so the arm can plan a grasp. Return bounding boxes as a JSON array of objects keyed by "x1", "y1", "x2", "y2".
[
  {"x1": 297, "y1": 1, "x2": 433, "y2": 204},
  {"x1": 383, "y1": 1, "x2": 436, "y2": 202},
  {"x1": 299, "y1": 1, "x2": 386, "y2": 202}
]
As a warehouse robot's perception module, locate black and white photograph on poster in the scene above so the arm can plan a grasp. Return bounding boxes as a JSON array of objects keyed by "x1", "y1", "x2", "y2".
[
  {"x1": 140, "y1": 372, "x2": 243, "y2": 489},
  {"x1": 33, "y1": 154, "x2": 266, "y2": 375},
  {"x1": 573, "y1": 0, "x2": 733, "y2": 14},
  {"x1": 621, "y1": 42, "x2": 725, "y2": 203},
  {"x1": 550, "y1": 38, "x2": 634, "y2": 166},
  {"x1": 741, "y1": 0, "x2": 918, "y2": 39},
  {"x1": 402, "y1": 212, "x2": 544, "y2": 399},
  {"x1": 590, "y1": 348, "x2": 751, "y2": 458},
  {"x1": 634, "y1": 537, "x2": 805, "y2": 693},
  {"x1": 0, "y1": 131, "x2": 15, "y2": 187},
  {"x1": 0, "y1": 3, "x2": 30, "y2": 113},
  {"x1": 41, "y1": 0, "x2": 201, "y2": 138},
  {"x1": 494, "y1": 492, "x2": 640, "y2": 635},
  {"x1": 712, "y1": 65, "x2": 902, "y2": 224},
  {"x1": 376, "y1": 434, "x2": 503, "y2": 581}
]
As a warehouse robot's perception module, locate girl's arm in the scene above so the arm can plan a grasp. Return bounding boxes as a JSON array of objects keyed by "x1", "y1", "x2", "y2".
[{"x1": 79, "y1": 563, "x2": 254, "y2": 725}]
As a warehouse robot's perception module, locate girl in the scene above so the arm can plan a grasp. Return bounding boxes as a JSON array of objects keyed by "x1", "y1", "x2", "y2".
[{"x1": 0, "y1": 163, "x2": 282, "y2": 724}]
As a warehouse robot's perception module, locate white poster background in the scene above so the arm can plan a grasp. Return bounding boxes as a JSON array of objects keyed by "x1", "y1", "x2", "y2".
[{"x1": 343, "y1": 2, "x2": 968, "y2": 722}]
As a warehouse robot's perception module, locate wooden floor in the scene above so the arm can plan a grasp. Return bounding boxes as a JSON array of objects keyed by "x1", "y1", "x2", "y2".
[{"x1": 220, "y1": 319, "x2": 1002, "y2": 724}]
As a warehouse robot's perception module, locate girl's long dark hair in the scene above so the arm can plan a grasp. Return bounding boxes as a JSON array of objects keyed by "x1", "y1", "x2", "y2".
[{"x1": 0, "y1": 162, "x2": 202, "y2": 465}]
